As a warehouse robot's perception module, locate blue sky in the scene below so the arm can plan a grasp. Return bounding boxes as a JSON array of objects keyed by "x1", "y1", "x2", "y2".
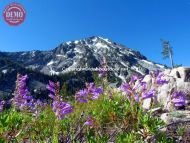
[{"x1": 1, "y1": 0, "x2": 190, "y2": 67}]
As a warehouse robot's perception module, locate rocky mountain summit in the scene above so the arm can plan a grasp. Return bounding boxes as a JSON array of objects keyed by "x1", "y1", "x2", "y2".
[{"x1": 2, "y1": 36, "x2": 165, "y2": 80}]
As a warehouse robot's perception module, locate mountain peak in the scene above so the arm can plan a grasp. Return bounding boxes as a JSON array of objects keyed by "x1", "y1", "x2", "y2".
[
  {"x1": 1, "y1": 36, "x2": 166, "y2": 82},
  {"x1": 61, "y1": 36, "x2": 112, "y2": 47},
  {"x1": 85, "y1": 36, "x2": 112, "y2": 44},
  {"x1": 87, "y1": 35, "x2": 109, "y2": 40}
]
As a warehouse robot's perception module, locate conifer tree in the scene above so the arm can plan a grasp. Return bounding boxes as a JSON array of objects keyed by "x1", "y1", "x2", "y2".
[{"x1": 161, "y1": 40, "x2": 174, "y2": 69}]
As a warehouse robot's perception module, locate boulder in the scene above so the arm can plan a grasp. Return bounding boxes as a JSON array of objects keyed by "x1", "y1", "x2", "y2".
[
  {"x1": 160, "y1": 111, "x2": 190, "y2": 124},
  {"x1": 142, "y1": 98, "x2": 152, "y2": 110},
  {"x1": 167, "y1": 67, "x2": 190, "y2": 82}
]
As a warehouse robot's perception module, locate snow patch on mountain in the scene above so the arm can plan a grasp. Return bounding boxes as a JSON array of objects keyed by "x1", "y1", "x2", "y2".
[
  {"x1": 141, "y1": 60, "x2": 154, "y2": 65},
  {"x1": 66, "y1": 41, "x2": 72, "y2": 45},
  {"x1": 74, "y1": 47, "x2": 83, "y2": 54},
  {"x1": 1, "y1": 69, "x2": 8, "y2": 74},
  {"x1": 155, "y1": 64, "x2": 165, "y2": 68},
  {"x1": 21, "y1": 52, "x2": 27, "y2": 56},
  {"x1": 95, "y1": 43, "x2": 109, "y2": 50},
  {"x1": 74, "y1": 40, "x2": 79, "y2": 44},
  {"x1": 31, "y1": 51, "x2": 36, "y2": 57},
  {"x1": 131, "y1": 66, "x2": 144, "y2": 75},
  {"x1": 47, "y1": 60, "x2": 54, "y2": 66},
  {"x1": 56, "y1": 54, "x2": 66, "y2": 57}
]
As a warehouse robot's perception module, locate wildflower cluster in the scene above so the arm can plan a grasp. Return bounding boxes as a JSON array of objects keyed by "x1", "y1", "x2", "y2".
[
  {"x1": 46, "y1": 80, "x2": 73, "y2": 120},
  {"x1": 11, "y1": 74, "x2": 73, "y2": 120},
  {"x1": 12, "y1": 74, "x2": 34, "y2": 111},
  {"x1": 1, "y1": 71, "x2": 185, "y2": 142},
  {"x1": 75, "y1": 83, "x2": 103, "y2": 103},
  {"x1": 155, "y1": 72, "x2": 169, "y2": 85},
  {"x1": 120, "y1": 75, "x2": 153, "y2": 102},
  {"x1": 119, "y1": 71, "x2": 169, "y2": 103}
]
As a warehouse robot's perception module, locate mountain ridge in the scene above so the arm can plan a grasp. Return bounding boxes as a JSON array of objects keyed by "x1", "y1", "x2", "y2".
[
  {"x1": 2, "y1": 36, "x2": 166, "y2": 76},
  {"x1": 0, "y1": 36, "x2": 167, "y2": 99}
]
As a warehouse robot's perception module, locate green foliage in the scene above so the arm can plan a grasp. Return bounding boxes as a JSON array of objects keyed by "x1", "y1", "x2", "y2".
[
  {"x1": 0, "y1": 109, "x2": 24, "y2": 142},
  {"x1": 176, "y1": 125, "x2": 185, "y2": 136},
  {"x1": 116, "y1": 132, "x2": 143, "y2": 143},
  {"x1": 140, "y1": 113, "x2": 164, "y2": 133},
  {"x1": 155, "y1": 132, "x2": 175, "y2": 143},
  {"x1": 0, "y1": 106, "x2": 56, "y2": 142}
]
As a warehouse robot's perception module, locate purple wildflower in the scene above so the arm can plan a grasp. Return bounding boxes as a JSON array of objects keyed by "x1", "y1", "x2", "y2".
[
  {"x1": 130, "y1": 75, "x2": 138, "y2": 83},
  {"x1": 87, "y1": 83, "x2": 103, "y2": 100},
  {"x1": 142, "y1": 89, "x2": 156, "y2": 99},
  {"x1": 150, "y1": 70, "x2": 160, "y2": 78},
  {"x1": 75, "y1": 89, "x2": 88, "y2": 103},
  {"x1": 47, "y1": 80, "x2": 72, "y2": 120},
  {"x1": 86, "y1": 82, "x2": 95, "y2": 91},
  {"x1": 119, "y1": 83, "x2": 131, "y2": 94},
  {"x1": 84, "y1": 116, "x2": 94, "y2": 127},
  {"x1": 156, "y1": 72, "x2": 168, "y2": 85},
  {"x1": 12, "y1": 74, "x2": 34, "y2": 111},
  {"x1": 139, "y1": 82, "x2": 147, "y2": 92},
  {"x1": 76, "y1": 83, "x2": 103, "y2": 103},
  {"x1": 53, "y1": 101, "x2": 73, "y2": 120},
  {"x1": 131, "y1": 81, "x2": 146, "y2": 92},
  {"x1": 87, "y1": 83, "x2": 103, "y2": 99},
  {"x1": 46, "y1": 80, "x2": 59, "y2": 98},
  {"x1": 134, "y1": 94, "x2": 139, "y2": 102},
  {"x1": 90, "y1": 87, "x2": 103, "y2": 100},
  {"x1": 171, "y1": 91, "x2": 186, "y2": 107}
]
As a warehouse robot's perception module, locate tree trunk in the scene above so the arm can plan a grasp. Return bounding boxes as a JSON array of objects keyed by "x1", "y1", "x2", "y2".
[{"x1": 168, "y1": 45, "x2": 174, "y2": 69}]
